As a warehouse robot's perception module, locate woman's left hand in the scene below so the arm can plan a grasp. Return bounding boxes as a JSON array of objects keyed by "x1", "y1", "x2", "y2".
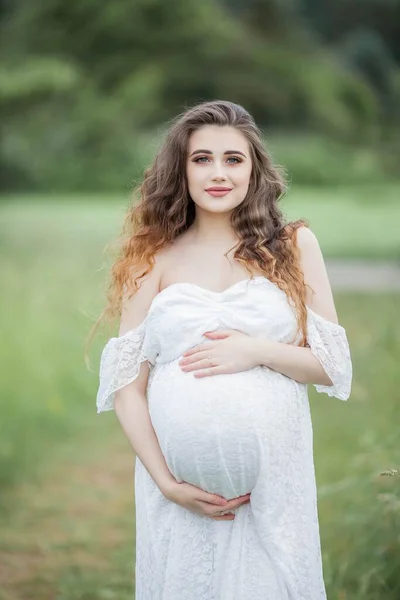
[{"x1": 178, "y1": 330, "x2": 261, "y2": 377}]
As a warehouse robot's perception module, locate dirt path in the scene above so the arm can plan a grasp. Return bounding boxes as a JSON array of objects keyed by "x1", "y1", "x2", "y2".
[
  {"x1": 326, "y1": 259, "x2": 400, "y2": 291},
  {"x1": 0, "y1": 430, "x2": 136, "y2": 600}
]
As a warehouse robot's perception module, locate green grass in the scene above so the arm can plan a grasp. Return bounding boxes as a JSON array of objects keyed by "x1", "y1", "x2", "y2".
[
  {"x1": 0, "y1": 195, "x2": 399, "y2": 599},
  {"x1": 1, "y1": 183, "x2": 400, "y2": 259},
  {"x1": 284, "y1": 184, "x2": 400, "y2": 260},
  {"x1": 312, "y1": 294, "x2": 400, "y2": 599}
]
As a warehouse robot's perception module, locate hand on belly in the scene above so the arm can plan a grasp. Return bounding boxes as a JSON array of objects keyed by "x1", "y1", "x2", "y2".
[{"x1": 164, "y1": 479, "x2": 252, "y2": 520}]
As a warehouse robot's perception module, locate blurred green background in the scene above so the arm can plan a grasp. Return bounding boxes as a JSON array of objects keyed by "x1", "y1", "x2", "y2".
[{"x1": 1, "y1": 1, "x2": 399, "y2": 599}]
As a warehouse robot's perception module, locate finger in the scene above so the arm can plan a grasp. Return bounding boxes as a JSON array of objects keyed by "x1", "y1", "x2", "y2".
[
  {"x1": 236, "y1": 494, "x2": 252, "y2": 503},
  {"x1": 221, "y1": 494, "x2": 250, "y2": 509},
  {"x1": 193, "y1": 367, "x2": 223, "y2": 378},
  {"x1": 203, "y1": 499, "x2": 247, "y2": 518},
  {"x1": 182, "y1": 344, "x2": 209, "y2": 358},
  {"x1": 183, "y1": 357, "x2": 218, "y2": 373},
  {"x1": 225, "y1": 496, "x2": 251, "y2": 510},
  {"x1": 204, "y1": 333, "x2": 230, "y2": 340},
  {"x1": 180, "y1": 352, "x2": 209, "y2": 368},
  {"x1": 204, "y1": 330, "x2": 233, "y2": 338},
  {"x1": 198, "y1": 492, "x2": 228, "y2": 507},
  {"x1": 235, "y1": 496, "x2": 251, "y2": 504}
]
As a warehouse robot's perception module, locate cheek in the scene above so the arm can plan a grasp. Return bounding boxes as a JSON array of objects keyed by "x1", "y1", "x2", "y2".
[
  {"x1": 234, "y1": 166, "x2": 252, "y2": 189},
  {"x1": 186, "y1": 165, "x2": 204, "y2": 189}
]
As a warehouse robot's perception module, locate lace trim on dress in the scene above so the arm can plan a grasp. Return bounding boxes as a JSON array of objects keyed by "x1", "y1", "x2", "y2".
[
  {"x1": 96, "y1": 319, "x2": 148, "y2": 413},
  {"x1": 306, "y1": 307, "x2": 352, "y2": 401}
]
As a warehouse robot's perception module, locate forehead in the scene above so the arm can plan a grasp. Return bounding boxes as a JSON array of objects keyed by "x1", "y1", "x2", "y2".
[{"x1": 188, "y1": 125, "x2": 249, "y2": 154}]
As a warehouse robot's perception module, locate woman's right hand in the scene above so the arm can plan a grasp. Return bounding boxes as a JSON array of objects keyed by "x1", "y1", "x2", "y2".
[{"x1": 163, "y1": 481, "x2": 251, "y2": 520}]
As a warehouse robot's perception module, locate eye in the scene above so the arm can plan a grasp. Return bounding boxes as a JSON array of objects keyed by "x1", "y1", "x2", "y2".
[
  {"x1": 192, "y1": 156, "x2": 242, "y2": 164},
  {"x1": 193, "y1": 156, "x2": 210, "y2": 163}
]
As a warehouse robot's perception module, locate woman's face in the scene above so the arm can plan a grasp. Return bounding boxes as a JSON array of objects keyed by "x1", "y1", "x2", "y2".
[{"x1": 186, "y1": 125, "x2": 252, "y2": 213}]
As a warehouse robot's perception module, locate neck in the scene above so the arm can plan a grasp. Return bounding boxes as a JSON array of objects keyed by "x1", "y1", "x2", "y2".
[{"x1": 189, "y1": 208, "x2": 239, "y2": 247}]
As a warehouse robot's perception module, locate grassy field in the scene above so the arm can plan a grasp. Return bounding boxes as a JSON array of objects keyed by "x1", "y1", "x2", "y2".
[
  {"x1": 0, "y1": 192, "x2": 399, "y2": 599},
  {"x1": 1, "y1": 183, "x2": 400, "y2": 259}
]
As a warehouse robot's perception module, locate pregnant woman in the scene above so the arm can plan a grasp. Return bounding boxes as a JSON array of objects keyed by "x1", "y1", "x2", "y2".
[{"x1": 94, "y1": 100, "x2": 352, "y2": 599}]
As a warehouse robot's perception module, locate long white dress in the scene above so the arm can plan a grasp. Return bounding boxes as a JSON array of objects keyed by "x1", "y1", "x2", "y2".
[{"x1": 96, "y1": 276, "x2": 352, "y2": 600}]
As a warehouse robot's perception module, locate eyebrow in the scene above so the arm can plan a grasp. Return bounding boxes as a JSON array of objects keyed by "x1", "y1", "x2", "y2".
[{"x1": 189, "y1": 149, "x2": 247, "y2": 158}]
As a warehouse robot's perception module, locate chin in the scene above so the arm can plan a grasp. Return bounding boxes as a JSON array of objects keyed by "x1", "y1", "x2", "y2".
[{"x1": 195, "y1": 198, "x2": 242, "y2": 212}]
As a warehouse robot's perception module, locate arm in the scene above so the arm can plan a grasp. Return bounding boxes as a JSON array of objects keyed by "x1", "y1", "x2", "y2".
[
  {"x1": 254, "y1": 227, "x2": 337, "y2": 386},
  {"x1": 112, "y1": 262, "x2": 177, "y2": 496},
  {"x1": 254, "y1": 339, "x2": 333, "y2": 385}
]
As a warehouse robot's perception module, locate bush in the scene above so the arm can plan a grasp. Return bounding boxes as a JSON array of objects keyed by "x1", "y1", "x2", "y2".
[{"x1": 266, "y1": 131, "x2": 394, "y2": 186}]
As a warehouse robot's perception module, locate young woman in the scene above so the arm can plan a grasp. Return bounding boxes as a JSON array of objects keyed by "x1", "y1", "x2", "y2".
[{"x1": 95, "y1": 100, "x2": 352, "y2": 599}]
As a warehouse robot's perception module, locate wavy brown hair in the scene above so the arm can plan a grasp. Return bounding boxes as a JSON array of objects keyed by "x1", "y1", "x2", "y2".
[{"x1": 86, "y1": 99, "x2": 310, "y2": 361}]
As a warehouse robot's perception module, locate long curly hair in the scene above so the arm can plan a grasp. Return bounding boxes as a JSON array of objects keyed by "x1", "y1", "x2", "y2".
[{"x1": 86, "y1": 99, "x2": 310, "y2": 361}]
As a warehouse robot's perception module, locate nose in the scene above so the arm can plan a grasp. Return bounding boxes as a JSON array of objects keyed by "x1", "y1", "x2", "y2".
[{"x1": 211, "y1": 161, "x2": 228, "y2": 182}]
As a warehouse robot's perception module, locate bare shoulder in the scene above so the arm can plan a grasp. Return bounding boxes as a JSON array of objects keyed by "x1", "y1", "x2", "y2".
[
  {"x1": 296, "y1": 224, "x2": 320, "y2": 252},
  {"x1": 295, "y1": 225, "x2": 338, "y2": 323},
  {"x1": 118, "y1": 247, "x2": 170, "y2": 335},
  {"x1": 295, "y1": 225, "x2": 324, "y2": 275}
]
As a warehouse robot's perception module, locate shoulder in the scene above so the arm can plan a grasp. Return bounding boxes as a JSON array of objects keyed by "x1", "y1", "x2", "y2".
[
  {"x1": 119, "y1": 247, "x2": 170, "y2": 335},
  {"x1": 283, "y1": 222, "x2": 323, "y2": 272},
  {"x1": 294, "y1": 225, "x2": 324, "y2": 274},
  {"x1": 295, "y1": 224, "x2": 320, "y2": 253},
  {"x1": 294, "y1": 225, "x2": 338, "y2": 323}
]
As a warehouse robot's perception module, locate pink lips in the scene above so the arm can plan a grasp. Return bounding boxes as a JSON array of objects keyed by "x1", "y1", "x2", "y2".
[{"x1": 205, "y1": 187, "x2": 232, "y2": 197}]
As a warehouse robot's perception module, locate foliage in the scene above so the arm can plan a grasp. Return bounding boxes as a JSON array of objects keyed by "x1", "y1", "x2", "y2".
[{"x1": 0, "y1": 0, "x2": 399, "y2": 190}]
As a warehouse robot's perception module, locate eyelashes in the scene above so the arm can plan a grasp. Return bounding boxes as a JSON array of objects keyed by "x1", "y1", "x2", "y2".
[{"x1": 192, "y1": 156, "x2": 243, "y2": 164}]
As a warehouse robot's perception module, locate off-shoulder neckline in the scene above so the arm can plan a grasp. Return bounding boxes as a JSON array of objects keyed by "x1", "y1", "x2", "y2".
[
  {"x1": 157, "y1": 275, "x2": 269, "y2": 298},
  {"x1": 151, "y1": 277, "x2": 344, "y2": 330},
  {"x1": 118, "y1": 276, "x2": 272, "y2": 337},
  {"x1": 115, "y1": 276, "x2": 344, "y2": 340},
  {"x1": 152, "y1": 277, "x2": 342, "y2": 328}
]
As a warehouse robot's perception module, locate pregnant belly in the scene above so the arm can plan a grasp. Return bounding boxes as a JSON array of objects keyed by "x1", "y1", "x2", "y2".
[{"x1": 147, "y1": 358, "x2": 299, "y2": 500}]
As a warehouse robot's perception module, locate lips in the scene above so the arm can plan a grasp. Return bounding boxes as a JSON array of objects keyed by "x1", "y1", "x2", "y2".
[
  {"x1": 205, "y1": 187, "x2": 232, "y2": 192},
  {"x1": 205, "y1": 187, "x2": 233, "y2": 197}
]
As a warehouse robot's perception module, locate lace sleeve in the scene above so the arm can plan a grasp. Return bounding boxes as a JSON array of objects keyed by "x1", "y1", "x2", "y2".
[
  {"x1": 306, "y1": 307, "x2": 352, "y2": 401},
  {"x1": 96, "y1": 319, "x2": 149, "y2": 414}
]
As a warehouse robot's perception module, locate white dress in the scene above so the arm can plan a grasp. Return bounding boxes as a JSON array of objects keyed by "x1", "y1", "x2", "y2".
[{"x1": 96, "y1": 276, "x2": 352, "y2": 600}]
